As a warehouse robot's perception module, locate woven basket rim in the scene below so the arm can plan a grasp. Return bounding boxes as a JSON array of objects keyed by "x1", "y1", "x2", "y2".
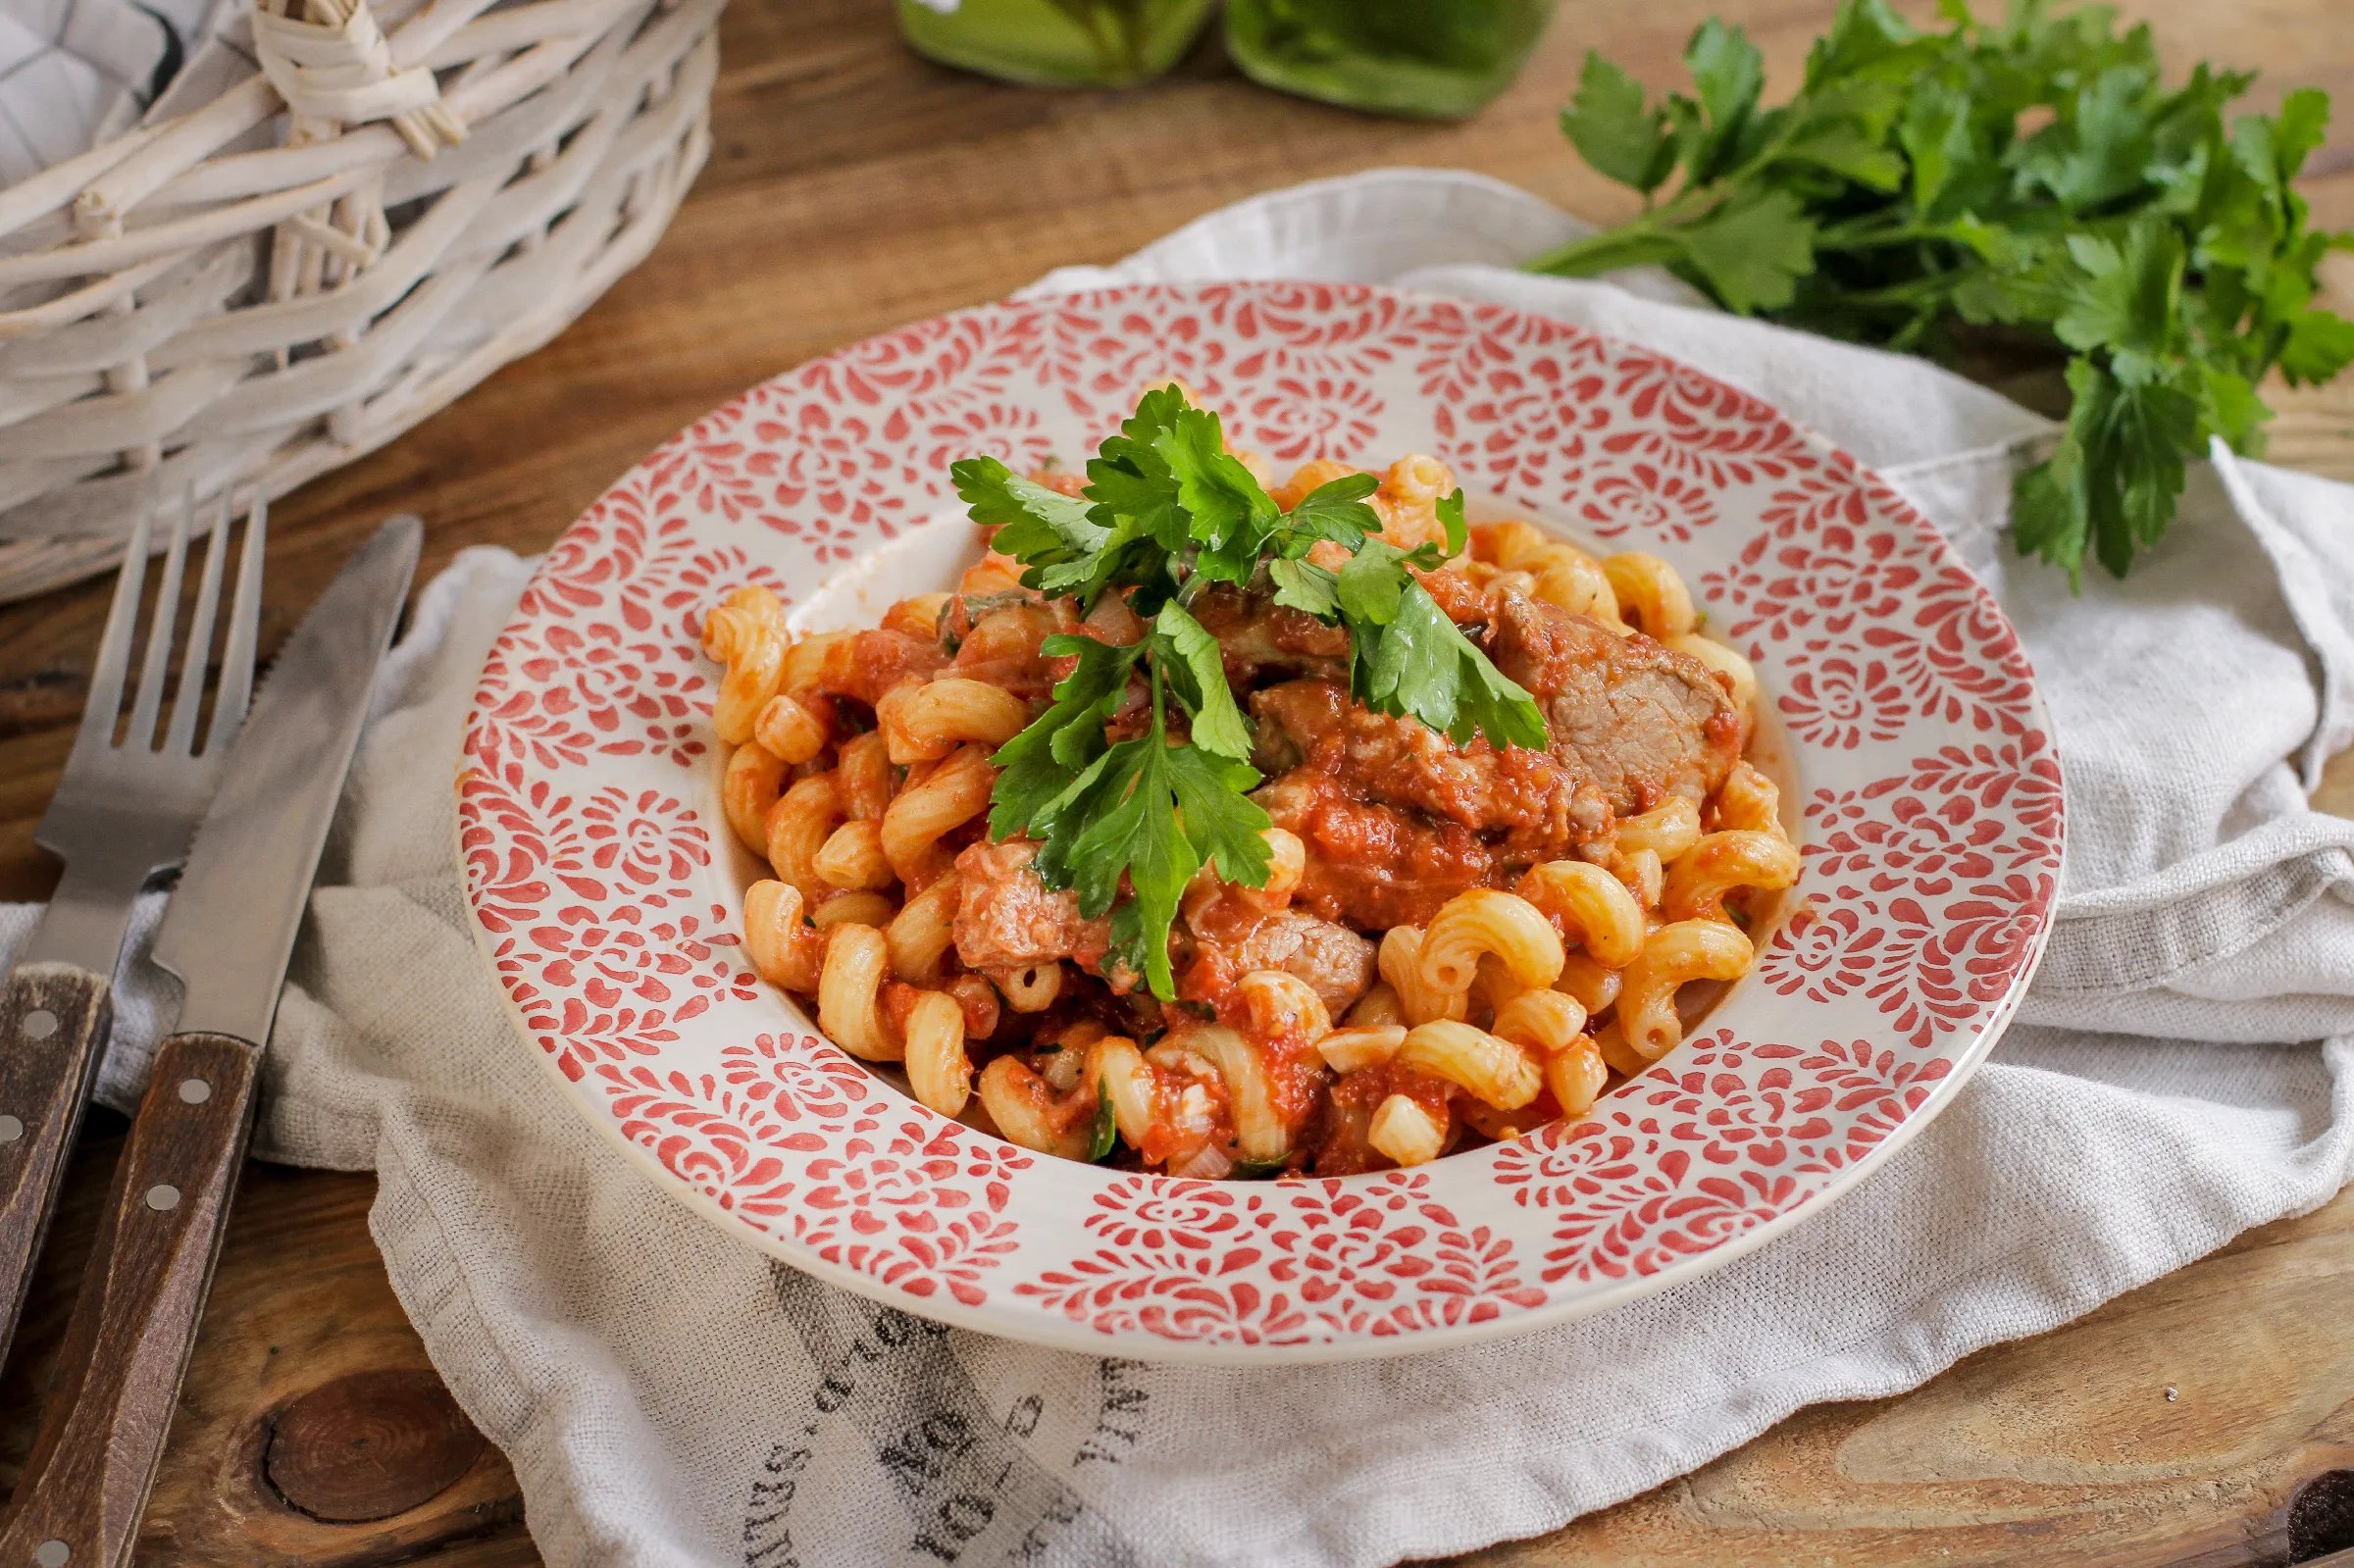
[{"x1": 0, "y1": 0, "x2": 721, "y2": 602}]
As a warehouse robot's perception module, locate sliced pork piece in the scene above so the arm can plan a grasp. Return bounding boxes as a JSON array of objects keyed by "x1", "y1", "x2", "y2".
[
  {"x1": 951, "y1": 838, "x2": 1113, "y2": 976},
  {"x1": 1190, "y1": 582, "x2": 1349, "y2": 688},
  {"x1": 1181, "y1": 905, "x2": 1377, "y2": 1018},
  {"x1": 1484, "y1": 586, "x2": 1743, "y2": 814},
  {"x1": 946, "y1": 598, "x2": 1084, "y2": 701},
  {"x1": 814, "y1": 629, "x2": 948, "y2": 707}
]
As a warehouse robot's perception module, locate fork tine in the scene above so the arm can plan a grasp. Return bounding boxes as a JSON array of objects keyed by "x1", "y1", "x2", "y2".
[
  {"x1": 77, "y1": 481, "x2": 158, "y2": 750},
  {"x1": 125, "y1": 484, "x2": 195, "y2": 750},
  {"x1": 207, "y1": 490, "x2": 267, "y2": 750},
  {"x1": 163, "y1": 490, "x2": 233, "y2": 756}
]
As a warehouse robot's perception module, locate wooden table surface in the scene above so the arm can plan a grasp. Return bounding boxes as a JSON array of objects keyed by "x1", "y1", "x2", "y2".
[{"x1": 7, "y1": 0, "x2": 2354, "y2": 1563}]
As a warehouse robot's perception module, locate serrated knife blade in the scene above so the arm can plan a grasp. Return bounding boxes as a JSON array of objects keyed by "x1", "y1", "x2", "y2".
[{"x1": 151, "y1": 516, "x2": 422, "y2": 1044}]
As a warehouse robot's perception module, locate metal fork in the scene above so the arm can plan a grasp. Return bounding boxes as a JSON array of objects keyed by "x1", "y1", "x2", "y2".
[{"x1": 0, "y1": 488, "x2": 265, "y2": 1364}]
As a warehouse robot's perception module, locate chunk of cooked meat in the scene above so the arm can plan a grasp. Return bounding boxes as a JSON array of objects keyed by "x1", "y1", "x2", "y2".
[
  {"x1": 1179, "y1": 904, "x2": 1377, "y2": 1018},
  {"x1": 814, "y1": 629, "x2": 947, "y2": 707},
  {"x1": 1251, "y1": 678, "x2": 1612, "y2": 863},
  {"x1": 952, "y1": 838, "x2": 1112, "y2": 975},
  {"x1": 1190, "y1": 581, "x2": 1349, "y2": 687},
  {"x1": 1254, "y1": 770, "x2": 1496, "y2": 931},
  {"x1": 946, "y1": 599, "x2": 1084, "y2": 701},
  {"x1": 1484, "y1": 586, "x2": 1743, "y2": 814}
]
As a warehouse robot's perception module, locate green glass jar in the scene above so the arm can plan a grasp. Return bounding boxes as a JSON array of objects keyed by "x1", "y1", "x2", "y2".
[
  {"x1": 1223, "y1": 0, "x2": 1558, "y2": 120},
  {"x1": 896, "y1": 0, "x2": 1217, "y2": 88}
]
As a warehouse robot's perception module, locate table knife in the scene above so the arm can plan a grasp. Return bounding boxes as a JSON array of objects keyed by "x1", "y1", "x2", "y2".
[{"x1": 0, "y1": 516, "x2": 419, "y2": 1568}]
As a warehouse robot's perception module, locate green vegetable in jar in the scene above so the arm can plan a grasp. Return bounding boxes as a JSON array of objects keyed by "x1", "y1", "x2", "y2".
[
  {"x1": 896, "y1": 0, "x2": 1215, "y2": 89},
  {"x1": 1223, "y1": 0, "x2": 1558, "y2": 121}
]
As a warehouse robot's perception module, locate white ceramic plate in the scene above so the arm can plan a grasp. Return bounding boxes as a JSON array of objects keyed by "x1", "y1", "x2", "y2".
[{"x1": 458, "y1": 281, "x2": 2063, "y2": 1364}]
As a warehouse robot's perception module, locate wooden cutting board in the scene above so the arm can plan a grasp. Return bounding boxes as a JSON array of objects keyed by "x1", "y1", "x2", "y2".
[{"x1": 3, "y1": 0, "x2": 2353, "y2": 1562}]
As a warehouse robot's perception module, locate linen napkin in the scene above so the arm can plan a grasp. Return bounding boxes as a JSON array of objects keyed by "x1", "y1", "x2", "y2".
[{"x1": 5, "y1": 168, "x2": 2353, "y2": 1568}]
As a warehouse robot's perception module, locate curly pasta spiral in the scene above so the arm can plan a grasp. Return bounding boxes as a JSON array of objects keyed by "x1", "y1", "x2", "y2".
[
  {"x1": 1603, "y1": 551, "x2": 1697, "y2": 638},
  {"x1": 722, "y1": 742, "x2": 786, "y2": 854},
  {"x1": 882, "y1": 743, "x2": 995, "y2": 886},
  {"x1": 901, "y1": 989, "x2": 973, "y2": 1118},
  {"x1": 1177, "y1": 1023, "x2": 1291, "y2": 1164},
  {"x1": 1661, "y1": 831, "x2": 1801, "y2": 925},
  {"x1": 877, "y1": 677, "x2": 1031, "y2": 765},
  {"x1": 1368, "y1": 1093, "x2": 1449, "y2": 1168},
  {"x1": 1714, "y1": 760, "x2": 1783, "y2": 835},
  {"x1": 766, "y1": 773, "x2": 843, "y2": 900},
  {"x1": 1087, "y1": 1036, "x2": 1158, "y2": 1149},
  {"x1": 702, "y1": 586, "x2": 789, "y2": 746},
  {"x1": 977, "y1": 1056, "x2": 1093, "y2": 1160},
  {"x1": 1513, "y1": 862, "x2": 1647, "y2": 968},
  {"x1": 818, "y1": 923, "x2": 900, "y2": 1063},
  {"x1": 1236, "y1": 969, "x2": 1332, "y2": 1044},
  {"x1": 1415, "y1": 887, "x2": 1565, "y2": 998},
  {"x1": 885, "y1": 871, "x2": 962, "y2": 985},
  {"x1": 1616, "y1": 920, "x2": 1755, "y2": 1062},
  {"x1": 742, "y1": 879, "x2": 826, "y2": 993},
  {"x1": 753, "y1": 691, "x2": 831, "y2": 765},
  {"x1": 1493, "y1": 990, "x2": 1605, "y2": 1119},
  {"x1": 1398, "y1": 1021, "x2": 1544, "y2": 1112},
  {"x1": 1378, "y1": 926, "x2": 1465, "y2": 1026}
]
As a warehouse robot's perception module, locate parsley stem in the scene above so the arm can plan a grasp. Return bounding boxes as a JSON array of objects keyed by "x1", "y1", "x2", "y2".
[
  {"x1": 1813, "y1": 221, "x2": 1970, "y2": 253},
  {"x1": 1524, "y1": 170, "x2": 1785, "y2": 278},
  {"x1": 1804, "y1": 274, "x2": 1965, "y2": 309},
  {"x1": 1524, "y1": 213, "x2": 1693, "y2": 278}
]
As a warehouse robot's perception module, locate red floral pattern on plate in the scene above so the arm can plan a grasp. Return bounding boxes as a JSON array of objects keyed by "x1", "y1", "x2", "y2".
[
  {"x1": 457, "y1": 281, "x2": 2063, "y2": 1363},
  {"x1": 1574, "y1": 461, "x2": 1721, "y2": 544},
  {"x1": 795, "y1": 1115, "x2": 1031, "y2": 1308},
  {"x1": 1269, "y1": 1172, "x2": 1547, "y2": 1337},
  {"x1": 1771, "y1": 733, "x2": 2064, "y2": 1049}
]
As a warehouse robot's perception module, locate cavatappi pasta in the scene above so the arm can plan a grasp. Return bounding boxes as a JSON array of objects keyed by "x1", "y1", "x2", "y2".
[{"x1": 703, "y1": 448, "x2": 1796, "y2": 1180}]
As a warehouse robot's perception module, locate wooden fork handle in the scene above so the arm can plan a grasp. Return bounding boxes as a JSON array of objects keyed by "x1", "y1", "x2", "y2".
[
  {"x1": 0, "y1": 1032, "x2": 258, "y2": 1568},
  {"x1": 0, "y1": 960, "x2": 114, "y2": 1362}
]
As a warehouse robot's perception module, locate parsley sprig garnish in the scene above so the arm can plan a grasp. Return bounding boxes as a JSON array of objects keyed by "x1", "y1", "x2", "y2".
[
  {"x1": 949, "y1": 386, "x2": 1546, "y2": 999},
  {"x1": 1533, "y1": 0, "x2": 2354, "y2": 583}
]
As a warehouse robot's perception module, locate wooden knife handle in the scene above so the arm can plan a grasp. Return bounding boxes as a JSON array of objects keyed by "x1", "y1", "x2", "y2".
[
  {"x1": 0, "y1": 960, "x2": 114, "y2": 1361},
  {"x1": 0, "y1": 1032, "x2": 259, "y2": 1568}
]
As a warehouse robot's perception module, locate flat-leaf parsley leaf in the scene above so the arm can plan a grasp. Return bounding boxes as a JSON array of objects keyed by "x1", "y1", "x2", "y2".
[
  {"x1": 1531, "y1": 0, "x2": 2354, "y2": 583},
  {"x1": 965, "y1": 385, "x2": 1549, "y2": 998}
]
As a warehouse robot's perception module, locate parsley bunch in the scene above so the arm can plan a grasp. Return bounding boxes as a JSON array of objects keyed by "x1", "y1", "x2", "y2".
[
  {"x1": 1533, "y1": 0, "x2": 2354, "y2": 583},
  {"x1": 948, "y1": 387, "x2": 1546, "y2": 999}
]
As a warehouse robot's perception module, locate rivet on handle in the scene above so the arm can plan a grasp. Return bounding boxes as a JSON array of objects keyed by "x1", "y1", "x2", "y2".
[
  {"x1": 144, "y1": 1185, "x2": 180, "y2": 1212},
  {"x1": 19, "y1": 1009, "x2": 57, "y2": 1040},
  {"x1": 34, "y1": 1540, "x2": 71, "y2": 1566},
  {"x1": 178, "y1": 1078, "x2": 212, "y2": 1105},
  {"x1": 0, "y1": 1114, "x2": 22, "y2": 1145}
]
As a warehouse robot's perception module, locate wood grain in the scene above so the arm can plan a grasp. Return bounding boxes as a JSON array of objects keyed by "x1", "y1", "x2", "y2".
[
  {"x1": 1453, "y1": 1186, "x2": 2354, "y2": 1567},
  {"x1": 1, "y1": 1034, "x2": 265, "y2": 1568},
  {"x1": 0, "y1": 1113, "x2": 532, "y2": 1566},
  {"x1": 4, "y1": 0, "x2": 2353, "y2": 1562},
  {"x1": 262, "y1": 1370, "x2": 486, "y2": 1524}
]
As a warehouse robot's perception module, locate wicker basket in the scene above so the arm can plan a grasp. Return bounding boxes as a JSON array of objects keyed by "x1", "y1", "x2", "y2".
[{"x1": 0, "y1": 0, "x2": 720, "y2": 602}]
